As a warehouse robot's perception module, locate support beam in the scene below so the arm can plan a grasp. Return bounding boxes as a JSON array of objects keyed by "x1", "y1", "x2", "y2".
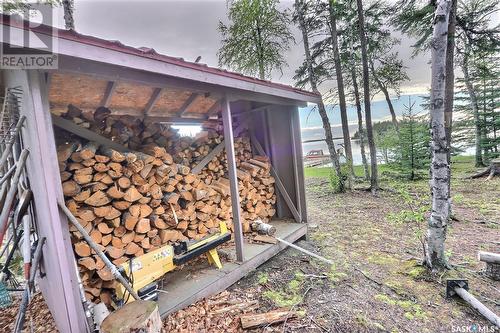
[
  {"x1": 143, "y1": 87, "x2": 162, "y2": 115},
  {"x1": 100, "y1": 81, "x2": 116, "y2": 107},
  {"x1": 51, "y1": 114, "x2": 130, "y2": 152},
  {"x1": 176, "y1": 93, "x2": 199, "y2": 117},
  {"x1": 221, "y1": 97, "x2": 244, "y2": 262},
  {"x1": 191, "y1": 142, "x2": 225, "y2": 175},
  {"x1": 147, "y1": 116, "x2": 216, "y2": 125},
  {"x1": 290, "y1": 111, "x2": 302, "y2": 223},
  {"x1": 251, "y1": 134, "x2": 302, "y2": 223},
  {"x1": 264, "y1": 110, "x2": 283, "y2": 217},
  {"x1": 206, "y1": 100, "x2": 221, "y2": 117},
  {"x1": 190, "y1": 121, "x2": 249, "y2": 174},
  {"x1": 232, "y1": 104, "x2": 271, "y2": 118}
]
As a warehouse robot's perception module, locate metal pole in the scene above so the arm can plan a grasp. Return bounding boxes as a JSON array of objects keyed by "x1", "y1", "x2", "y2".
[
  {"x1": 275, "y1": 237, "x2": 333, "y2": 265},
  {"x1": 0, "y1": 149, "x2": 29, "y2": 245},
  {"x1": 0, "y1": 115, "x2": 25, "y2": 170},
  {"x1": 221, "y1": 97, "x2": 244, "y2": 262},
  {"x1": 454, "y1": 287, "x2": 500, "y2": 328},
  {"x1": 58, "y1": 202, "x2": 140, "y2": 300},
  {"x1": 14, "y1": 237, "x2": 45, "y2": 333}
]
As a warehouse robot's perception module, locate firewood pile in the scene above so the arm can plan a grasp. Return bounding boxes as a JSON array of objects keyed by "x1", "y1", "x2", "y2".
[{"x1": 54, "y1": 106, "x2": 277, "y2": 305}]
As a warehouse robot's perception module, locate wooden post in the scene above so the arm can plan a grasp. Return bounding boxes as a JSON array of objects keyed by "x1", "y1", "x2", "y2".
[
  {"x1": 290, "y1": 108, "x2": 304, "y2": 223},
  {"x1": 263, "y1": 110, "x2": 283, "y2": 218},
  {"x1": 221, "y1": 97, "x2": 244, "y2": 262}
]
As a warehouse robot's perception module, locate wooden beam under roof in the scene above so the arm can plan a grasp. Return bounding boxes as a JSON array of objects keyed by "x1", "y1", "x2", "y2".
[
  {"x1": 206, "y1": 99, "x2": 221, "y2": 117},
  {"x1": 143, "y1": 87, "x2": 163, "y2": 115},
  {"x1": 146, "y1": 116, "x2": 215, "y2": 125},
  {"x1": 100, "y1": 81, "x2": 116, "y2": 107},
  {"x1": 176, "y1": 92, "x2": 199, "y2": 117}
]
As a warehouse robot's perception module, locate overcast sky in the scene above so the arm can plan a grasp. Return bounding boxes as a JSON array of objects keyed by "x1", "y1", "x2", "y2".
[{"x1": 52, "y1": 0, "x2": 433, "y2": 98}]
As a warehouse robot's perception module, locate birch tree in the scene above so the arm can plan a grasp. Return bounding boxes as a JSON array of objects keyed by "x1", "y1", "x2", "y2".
[
  {"x1": 294, "y1": 0, "x2": 345, "y2": 192},
  {"x1": 426, "y1": 0, "x2": 452, "y2": 270},
  {"x1": 356, "y1": 0, "x2": 379, "y2": 193},
  {"x1": 218, "y1": 0, "x2": 294, "y2": 80}
]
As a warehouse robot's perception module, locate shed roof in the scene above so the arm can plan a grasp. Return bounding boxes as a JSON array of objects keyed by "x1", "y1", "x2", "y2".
[{"x1": 0, "y1": 14, "x2": 321, "y2": 104}]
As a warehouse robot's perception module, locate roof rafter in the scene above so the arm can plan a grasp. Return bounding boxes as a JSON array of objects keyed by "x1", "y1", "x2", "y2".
[
  {"x1": 143, "y1": 87, "x2": 163, "y2": 115},
  {"x1": 176, "y1": 92, "x2": 199, "y2": 117},
  {"x1": 100, "y1": 81, "x2": 116, "y2": 107},
  {"x1": 206, "y1": 99, "x2": 222, "y2": 118}
]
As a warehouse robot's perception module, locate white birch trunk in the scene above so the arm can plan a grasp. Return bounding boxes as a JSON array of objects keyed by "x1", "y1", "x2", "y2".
[{"x1": 426, "y1": 0, "x2": 452, "y2": 270}]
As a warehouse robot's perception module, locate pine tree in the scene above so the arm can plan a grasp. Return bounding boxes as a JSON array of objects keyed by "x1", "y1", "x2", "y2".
[
  {"x1": 218, "y1": 0, "x2": 295, "y2": 80},
  {"x1": 396, "y1": 97, "x2": 430, "y2": 180},
  {"x1": 293, "y1": 0, "x2": 345, "y2": 192},
  {"x1": 356, "y1": 0, "x2": 379, "y2": 193}
]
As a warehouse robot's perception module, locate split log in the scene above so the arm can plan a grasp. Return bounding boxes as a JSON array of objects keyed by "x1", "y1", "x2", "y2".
[
  {"x1": 239, "y1": 310, "x2": 296, "y2": 329},
  {"x1": 100, "y1": 300, "x2": 161, "y2": 333}
]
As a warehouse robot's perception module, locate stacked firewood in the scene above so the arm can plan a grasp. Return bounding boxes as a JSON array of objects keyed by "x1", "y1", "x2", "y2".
[{"x1": 55, "y1": 106, "x2": 277, "y2": 304}]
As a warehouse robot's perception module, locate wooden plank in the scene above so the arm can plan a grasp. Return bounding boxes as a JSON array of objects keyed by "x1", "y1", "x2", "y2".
[
  {"x1": 251, "y1": 134, "x2": 302, "y2": 223},
  {"x1": 143, "y1": 87, "x2": 162, "y2": 115},
  {"x1": 191, "y1": 141, "x2": 225, "y2": 175},
  {"x1": 56, "y1": 56, "x2": 312, "y2": 107},
  {"x1": 232, "y1": 104, "x2": 271, "y2": 118},
  {"x1": 221, "y1": 97, "x2": 244, "y2": 262},
  {"x1": 206, "y1": 100, "x2": 221, "y2": 117},
  {"x1": 176, "y1": 93, "x2": 199, "y2": 117},
  {"x1": 146, "y1": 116, "x2": 215, "y2": 125},
  {"x1": 190, "y1": 119, "x2": 250, "y2": 174},
  {"x1": 290, "y1": 108, "x2": 304, "y2": 223},
  {"x1": 478, "y1": 251, "x2": 500, "y2": 264},
  {"x1": 157, "y1": 222, "x2": 307, "y2": 317},
  {"x1": 51, "y1": 114, "x2": 130, "y2": 152},
  {"x1": 100, "y1": 81, "x2": 116, "y2": 107},
  {"x1": 264, "y1": 110, "x2": 283, "y2": 217},
  {"x1": 19, "y1": 70, "x2": 88, "y2": 332}
]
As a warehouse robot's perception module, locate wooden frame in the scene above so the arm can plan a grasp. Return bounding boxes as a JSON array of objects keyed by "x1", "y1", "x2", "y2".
[
  {"x1": 221, "y1": 98, "x2": 244, "y2": 262},
  {"x1": 1, "y1": 22, "x2": 312, "y2": 332},
  {"x1": 2, "y1": 70, "x2": 89, "y2": 333}
]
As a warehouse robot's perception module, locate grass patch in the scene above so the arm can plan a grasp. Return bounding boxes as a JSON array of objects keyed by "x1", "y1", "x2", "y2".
[
  {"x1": 257, "y1": 272, "x2": 269, "y2": 284},
  {"x1": 263, "y1": 271, "x2": 305, "y2": 308},
  {"x1": 374, "y1": 294, "x2": 428, "y2": 320}
]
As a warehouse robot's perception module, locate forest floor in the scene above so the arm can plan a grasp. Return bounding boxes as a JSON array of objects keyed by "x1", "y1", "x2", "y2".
[
  {"x1": 2, "y1": 157, "x2": 498, "y2": 332},
  {"x1": 166, "y1": 156, "x2": 500, "y2": 332}
]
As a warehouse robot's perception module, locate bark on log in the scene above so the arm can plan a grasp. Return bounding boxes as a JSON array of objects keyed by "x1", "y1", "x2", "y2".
[{"x1": 100, "y1": 300, "x2": 161, "y2": 333}]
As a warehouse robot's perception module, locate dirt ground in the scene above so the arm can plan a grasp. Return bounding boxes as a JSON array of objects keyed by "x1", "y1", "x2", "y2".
[
  {"x1": 167, "y1": 158, "x2": 499, "y2": 332},
  {"x1": 1, "y1": 159, "x2": 498, "y2": 332}
]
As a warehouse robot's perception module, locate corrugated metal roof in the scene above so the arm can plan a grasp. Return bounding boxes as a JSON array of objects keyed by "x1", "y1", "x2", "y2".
[{"x1": 0, "y1": 14, "x2": 320, "y2": 100}]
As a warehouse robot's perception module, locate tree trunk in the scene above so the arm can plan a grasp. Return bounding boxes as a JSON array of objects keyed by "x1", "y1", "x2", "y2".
[
  {"x1": 370, "y1": 61, "x2": 399, "y2": 133},
  {"x1": 350, "y1": 66, "x2": 370, "y2": 180},
  {"x1": 356, "y1": 0, "x2": 378, "y2": 193},
  {"x1": 461, "y1": 50, "x2": 483, "y2": 167},
  {"x1": 426, "y1": 0, "x2": 452, "y2": 271},
  {"x1": 295, "y1": 0, "x2": 343, "y2": 190},
  {"x1": 62, "y1": 0, "x2": 75, "y2": 30},
  {"x1": 444, "y1": 0, "x2": 457, "y2": 218},
  {"x1": 329, "y1": 3, "x2": 354, "y2": 185}
]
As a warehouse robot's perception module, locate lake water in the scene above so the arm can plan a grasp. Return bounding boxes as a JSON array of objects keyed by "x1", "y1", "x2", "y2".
[{"x1": 299, "y1": 94, "x2": 474, "y2": 165}]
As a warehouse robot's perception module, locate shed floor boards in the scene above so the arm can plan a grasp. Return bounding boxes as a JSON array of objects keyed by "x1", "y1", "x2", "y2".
[{"x1": 157, "y1": 219, "x2": 307, "y2": 317}]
